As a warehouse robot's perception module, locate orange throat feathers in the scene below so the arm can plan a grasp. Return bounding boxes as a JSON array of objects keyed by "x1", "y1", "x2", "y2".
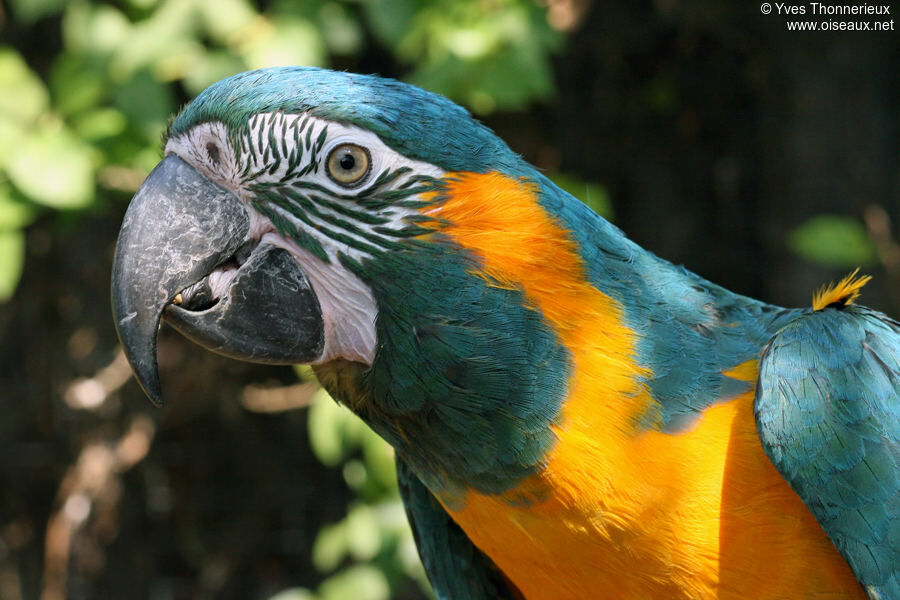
[{"x1": 424, "y1": 172, "x2": 864, "y2": 600}]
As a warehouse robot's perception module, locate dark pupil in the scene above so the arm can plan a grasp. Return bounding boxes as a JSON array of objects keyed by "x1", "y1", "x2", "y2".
[{"x1": 339, "y1": 153, "x2": 356, "y2": 171}]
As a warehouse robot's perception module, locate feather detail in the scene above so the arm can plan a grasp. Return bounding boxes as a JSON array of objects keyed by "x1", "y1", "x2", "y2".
[{"x1": 812, "y1": 268, "x2": 872, "y2": 311}]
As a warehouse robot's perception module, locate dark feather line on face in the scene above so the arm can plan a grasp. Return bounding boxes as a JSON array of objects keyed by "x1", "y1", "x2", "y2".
[
  {"x1": 283, "y1": 124, "x2": 304, "y2": 177},
  {"x1": 355, "y1": 167, "x2": 413, "y2": 197},
  {"x1": 306, "y1": 193, "x2": 391, "y2": 225},
  {"x1": 304, "y1": 124, "x2": 314, "y2": 152},
  {"x1": 268, "y1": 119, "x2": 280, "y2": 163},
  {"x1": 315, "y1": 127, "x2": 328, "y2": 153},
  {"x1": 397, "y1": 173, "x2": 437, "y2": 189},
  {"x1": 280, "y1": 115, "x2": 292, "y2": 160},
  {"x1": 252, "y1": 199, "x2": 329, "y2": 262}
]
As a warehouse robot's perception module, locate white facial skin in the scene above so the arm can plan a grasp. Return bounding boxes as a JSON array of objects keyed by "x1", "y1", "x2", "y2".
[{"x1": 164, "y1": 114, "x2": 445, "y2": 365}]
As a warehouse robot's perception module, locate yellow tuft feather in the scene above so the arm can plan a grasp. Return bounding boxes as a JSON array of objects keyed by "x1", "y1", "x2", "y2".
[{"x1": 812, "y1": 268, "x2": 872, "y2": 311}]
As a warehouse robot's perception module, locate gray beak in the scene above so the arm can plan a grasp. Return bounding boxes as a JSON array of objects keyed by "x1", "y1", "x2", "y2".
[{"x1": 111, "y1": 154, "x2": 324, "y2": 405}]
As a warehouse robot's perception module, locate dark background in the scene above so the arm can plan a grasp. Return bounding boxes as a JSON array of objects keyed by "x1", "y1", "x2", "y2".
[{"x1": 0, "y1": 1, "x2": 897, "y2": 598}]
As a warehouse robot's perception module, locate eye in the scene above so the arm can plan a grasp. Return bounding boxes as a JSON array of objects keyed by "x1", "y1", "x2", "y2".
[{"x1": 326, "y1": 143, "x2": 371, "y2": 187}]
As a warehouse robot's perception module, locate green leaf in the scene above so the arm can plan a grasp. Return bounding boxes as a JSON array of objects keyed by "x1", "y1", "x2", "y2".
[
  {"x1": 342, "y1": 459, "x2": 368, "y2": 491},
  {"x1": 112, "y1": 70, "x2": 176, "y2": 144},
  {"x1": 308, "y1": 391, "x2": 346, "y2": 467},
  {"x1": 240, "y1": 17, "x2": 326, "y2": 69},
  {"x1": 361, "y1": 0, "x2": 417, "y2": 47},
  {"x1": 72, "y1": 108, "x2": 128, "y2": 141},
  {"x1": 181, "y1": 51, "x2": 247, "y2": 97},
  {"x1": 312, "y1": 521, "x2": 349, "y2": 572},
  {"x1": 293, "y1": 364, "x2": 317, "y2": 380},
  {"x1": 8, "y1": 0, "x2": 67, "y2": 23},
  {"x1": 125, "y1": 0, "x2": 160, "y2": 9},
  {"x1": 62, "y1": 1, "x2": 132, "y2": 57},
  {"x1": 307, "y1": 389, "x2": 365, "y2": 466},
  {"x1": 109, "y1": 0, "x2": 197, "y2": 78},
  {"x1": 0, "y1": 119, "x2": 26, "y2": 169},
  {"x1": 49, "y1": 53, "x2": 107, "y2": 116},
  {"x1": 0, "y1": 47, "x2": 50, "y2": 124},
  {"x1": 6, "y1": 122, "x2": 94, "y2": 209},
  {"x1": 317, "y1": 565, "x2": 390, "y2": 600},
  {"x1": 473, "y1": 46, "x2": 555, "y2": 110},
  {"x1": 0, "y1": 184, "x2": 37, "y2": 230},
  {"x1": 344, "y1": 505, "x2": 382, "y2": 561},
  {"x1": 267, "y1": 589, "x2": 315, "y2": 600},
  {"x1": 788, "y1": 215, "x2": 877, "y2": 268},
  {"x1": 196, "y1": 0, "x2": 257, "y2": 44},
  {"x1": 0, "y1": 229, "x2": 25, "y2": 302},
  {"x1": 86, "y1": 0, "x2": 201, "y2": 83},
  {"x1": 318, "y1": 3, "x2": 364, "y2": 56},
  {"x1": 401, "y1": 3, "x2": 560, "y2": 114},
  {"x1": 360, "y1": 429, "x2": 398, "y2": 491},
  {"x1": 441, "y1": 21, "x2": 502, "y2": 62}
]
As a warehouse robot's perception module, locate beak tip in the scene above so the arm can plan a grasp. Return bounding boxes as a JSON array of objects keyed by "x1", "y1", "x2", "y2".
[
  {"x1": 142, "y1": 384, "x2": 165, "y2": 408},
  {"x1": 115, "y1": 314, "x2": 166, "y2": 408},
  {"x1": 123, "y1": 347, "x2": 166, "y2": 407}
]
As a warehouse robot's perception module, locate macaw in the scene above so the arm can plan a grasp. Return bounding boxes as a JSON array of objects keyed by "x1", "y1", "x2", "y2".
[{"x1": 111, "y1": 67, "x2": 900, "y2": 600}]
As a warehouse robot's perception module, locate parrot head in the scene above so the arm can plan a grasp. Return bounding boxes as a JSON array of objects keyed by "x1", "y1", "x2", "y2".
[
  {"x1": 113, "y1": 67, "x2": 521, "y2": 402},
  {"x1": 112, "y1": 68, "x2": 572, "y2": 497}
]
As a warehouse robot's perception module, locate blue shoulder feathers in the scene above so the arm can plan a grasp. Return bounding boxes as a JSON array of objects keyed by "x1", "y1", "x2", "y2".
[{"x1": 756, "y1": 305, "x2": 900, "y2": 599}]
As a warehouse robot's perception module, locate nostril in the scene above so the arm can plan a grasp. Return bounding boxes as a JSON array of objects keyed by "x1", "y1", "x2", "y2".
[{"x1": 206, "y1": 142, "x2": 221, "y2": 164}]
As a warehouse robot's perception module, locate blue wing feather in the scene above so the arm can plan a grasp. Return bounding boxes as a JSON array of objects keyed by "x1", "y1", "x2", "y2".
[
  {"x1": 756, "y1": 305, "x2": 900, "y2": 599},
  {"x1": 395, "y1": 456, "x2": 520, "y2": 600}
]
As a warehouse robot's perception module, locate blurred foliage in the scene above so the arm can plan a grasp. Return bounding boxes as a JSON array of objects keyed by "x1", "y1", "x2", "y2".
[
  {"x1": 364, "y1": 0, "x2": 562, "y2": 113},
  {"x1": 0, "y1": 0, "x2": 565, "y2": 303},
  {"x1": 789, "y1": 215, "x2": 879, "y2": 268}
]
